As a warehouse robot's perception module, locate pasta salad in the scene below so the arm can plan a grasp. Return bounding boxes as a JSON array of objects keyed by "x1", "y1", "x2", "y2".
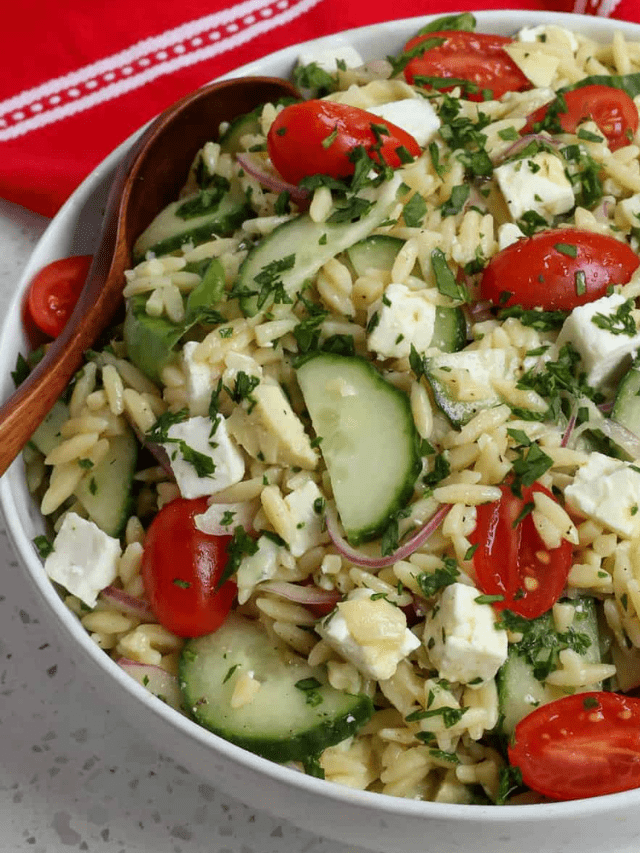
[{"x1": 21, "y1": 13, "x2": 640, "y2": 804}]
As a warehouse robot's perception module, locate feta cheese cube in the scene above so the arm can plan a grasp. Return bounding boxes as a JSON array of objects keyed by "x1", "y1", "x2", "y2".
[
  {"x1": 368, "y1": 283, "x2": 437, "y2": 359},
  {"x1": 194, "y1": 500, "x2": 257, "y2": 535},
  {"x1": 317, "y1": 588, "x2": 421, "y2": 681},
  {"x1": 44, "y1": 512, "x2": 121, "y2": 608},
  {"x1": 260, "y1": 481, "x2": 328, "y2": 557},
  {"x1": 423, "y1": 583, "x2": 508, "y2": 686},
  {"x1": 497, "y1": 222, "x2": 525, "y2": 251},
  {"x1": 565, "y1": 452, "x2": 640, "y2": 539},
  {"x1": 495, "y1": 153, "x2": 575, "y2": 223},
  {"x1": 164, "y1": 415, "x2": 245, "y2": 499},
  {"x1": 556, "y1": 292, "x2": 640, "y2": 391},
  {"x1": 236, "y1": 534, "x2": 284, "y2": 605},
  {"x1": 297, "y1": 44, "x2": 364, "y2": 74},
  {"x1": 181, "y1": 341, "x2": 219, "y2": 417},
  {"x1": 226, "y1": 380, "x2": 318, "y2": 470},
  {"x1": 367, "y1": 98, "x2": 440, "y2": 147}
]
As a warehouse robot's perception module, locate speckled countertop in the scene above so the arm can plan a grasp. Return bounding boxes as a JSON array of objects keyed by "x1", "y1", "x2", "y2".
[{"x1": 0, "y1": 197, "x2": 369, "y2": 853}]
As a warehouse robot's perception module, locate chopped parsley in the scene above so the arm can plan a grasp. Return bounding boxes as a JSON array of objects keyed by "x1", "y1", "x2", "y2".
[
  {"x1": 591, "y1": 298, "x2": 637, "y2": 336},
  {"x1": 415, "y1": 557, "x2": 460, "y2": 598}
]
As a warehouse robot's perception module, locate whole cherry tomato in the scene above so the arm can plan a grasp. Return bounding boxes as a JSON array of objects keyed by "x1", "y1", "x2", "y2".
[
  {"x1": 267, "y1": 100, "x2": 421, "y2": 185},
  {"x1": 509, "y1": 692, "x2": 640, "y2": 800},
  {"x1": 480, "y1": 228, "x2": 640, "y2": 311},
  {"x1": 141, "y1": 497, "x2": 235, "y2": 638},
  {"x1": 469, "y1": 482, "x2": 573, "y2": 619},
  {"x1": 402, "y1": 31, "x2": 531, "y2": 102},
  {"x1": 523, "y1": 84, "x2": 639, "y2": 152},
  {"x1": 26, "y1": 255, "x2": 93, "y2": 338}
]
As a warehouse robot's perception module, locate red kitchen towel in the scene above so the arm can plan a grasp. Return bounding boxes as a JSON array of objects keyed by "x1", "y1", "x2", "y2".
[{"x1": 2, "y1": 0, "x2": 639, "y2": 218}]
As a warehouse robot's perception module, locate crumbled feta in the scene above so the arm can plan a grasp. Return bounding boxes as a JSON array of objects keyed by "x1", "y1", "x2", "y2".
[
  {"x1": 556, "y1": 292, "x2": 640, "y2": 391},
  {"x1": 318, "y1": 588, "x2": 421, "y2": 681},
  {"x1": 181, "y1": 341, "x2": 219, "y2": 417},
  {"x1": 44, "y1": 512, "x2": 121, "y2": 608},
  {"x1": 367, "y1": 98, "x2": 440, "y2": 147},
  {"x1": 497, "y1": 222, "x2": 525, "y2": 251},
  {"x1": 194, "y1": 501, "x2": 257, "y2": 535},
  {"x1": 261, "y1": 480, "x2": 327, "y2": 557},
  {"x1": 236, "y1": 534, "x2": 284, "y2": 605},
  {"x1": 494, "y1": 153, "x2": 575, "y2": 223},
  {"x1": 297, "y1": 44, "x2": 364, "y2": 74},
  {"x1": 565, "y1": 452, "x2": 640, "y2": 539},
  {"x1": 423, "y1": 583, "x2": 508, "y2": 686},
  {"x1": 226, "y1": 380, "x2": 318, "y2": 470},
  {"x1": 367, "y1": 283, "x2": 437, "y2": 359},
  {"x1": 164, "y1": 415, "x2": 245, "y2": 499}
]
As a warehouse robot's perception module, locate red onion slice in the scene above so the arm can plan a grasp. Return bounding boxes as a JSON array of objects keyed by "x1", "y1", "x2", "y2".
[
  {"x1": 561, "y1": 408, "x2": 577, "y2": 448},
  {"x1": 494, "y1": 133, "x2": 561, "y2": 164},
  {"x1": 117, "y1": 658, "x2": 184, "y2": 712},
  {"x1": 325, "y1": 503, "x2": 453, "y2": 569},
  {"x1": 258, "y1": 581, "x2": 342, "y2": 608},
  {"x1": 236, "y1": 152, "x2": 310, "y2": 202},
  {"x1": 100, "y1": 586, "x2": 156, "y2": 621}
]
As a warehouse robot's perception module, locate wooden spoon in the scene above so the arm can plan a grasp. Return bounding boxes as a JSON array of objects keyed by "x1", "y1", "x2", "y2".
[{"x1": 0, "y1": 75, "x2": 299, "y2": 478}]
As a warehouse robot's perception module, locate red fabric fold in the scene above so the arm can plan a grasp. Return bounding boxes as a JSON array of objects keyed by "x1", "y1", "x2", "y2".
[{"x1": 2, "y1": 0, "x2": 639, "y2": 217}]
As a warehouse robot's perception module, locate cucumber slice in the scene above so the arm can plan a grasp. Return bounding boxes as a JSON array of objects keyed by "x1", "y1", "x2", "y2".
[
  {"x1": 179, "y1": 614, "x2": 373, "y2": 762},
  {"x1": 296, "y1": 352, "x2": 420, "y2": 544},
  {"x1": 347, "y1": 235, "x2": 466, "y2": 353},
  {"x1": 430, "y1": 307, "x2": 467, "y2": 353},
  {"x1": 347, "y1": 234, "x2": 405, "y2": 276},
  {"x1": 124, "y1": 258, "x2": 226, "y2": 382},
  {"x1": 133, "y1": 185, "x2": 250, "y2": 263},
  {"x1": 74, "y1": 430, "x2": 138, "y2": 537},
  {"x1": 237, "y1": 174, "x2": 403, "y2": 317},
  {"x1": 612, "y1": 359, "x2": 640, "y2": 438},
  {"x1": 29, "y1": 400, "x2": 70, "y2": 456},
  {"x1": 498, "y1": 597, "x2": 602, "y2": 736},
  {"x1": 218, "y1": 108, "x2": 262, "y2": 154},
  {"x1": 425, "y1": 349, "x2": 517, "y2": 428}
]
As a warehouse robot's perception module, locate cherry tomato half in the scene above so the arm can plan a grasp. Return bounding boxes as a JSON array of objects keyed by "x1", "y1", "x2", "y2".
[
  {"x1": 480, "y1": 228, "x2": 640, "y2": 311},
  {"x1": 267, "y1": 100, "x2": 421, "y2": 185},
  {"x1": 402, "y1": 31, "x2": 531, "y2": 102},
  {"x1": 469, "y1": 483, "x2": 573, "y2": 619},
  {"x1": 26, "y1": 255, "x2": 92, "y2": 338},
  {"x1": 141, "y1": 497, "x2": 235, "y2": 638},
  {"x1": 509, "y1": 692, "x2": 640, "y2": 800},
  {"x1": 524, "y1": 84, "x2": 639, "y2": 152}
]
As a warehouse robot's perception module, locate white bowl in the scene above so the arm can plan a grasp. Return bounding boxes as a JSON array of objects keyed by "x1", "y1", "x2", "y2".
[{"x1": 3, "y1": 11, "x2": 640, "y2": 853}]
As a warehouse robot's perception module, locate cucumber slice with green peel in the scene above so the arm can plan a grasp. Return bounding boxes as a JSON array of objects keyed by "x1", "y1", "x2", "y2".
[
  {"x1": 133, "y1": 185, "x2": 250, "y2": 263},
  {"x1": 237, "y1": 174, "x2": 404, "y2": 317},
  {"x1": 347, "y1": 235, "x2": 466, "y2": 353},
  {"x1": 425, "y1": 348, "x2": 518, "y2": 428},
  {"x1": 179, "y1": 614, "x2": 373, "y2": 762},
  {"x1": 74, "y1": 430, "x2": 138, "y2": 538},
  {"x1": 218, "y1": 108, "x2": 262, "y2": 154},
  {"x1": 497, "y1": 597, "x2": 602, "y2": 736},
  {"x1": 430, "y1": 306, "x2": 467, "y2": 353},
  {"x1": 612, "y1": 359, "x2": 640, "y2": 438},
  {"x1": 296, "y1": 352, "x2": 420, "y2": 544},
  {"x1": 29, "y1": 400, "x2": 70, "y2": 456},
  {"x1": 347, "y1": 234, "x2": 406, "y2": 276},
  {"x1": 124, "y1": 257, "x2": 226, "y2": 382}
]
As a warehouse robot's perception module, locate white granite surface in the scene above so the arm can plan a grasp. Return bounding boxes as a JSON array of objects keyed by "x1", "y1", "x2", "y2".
[{"x1": 0, "y1": 197, "x2": 369, "y2": 853}]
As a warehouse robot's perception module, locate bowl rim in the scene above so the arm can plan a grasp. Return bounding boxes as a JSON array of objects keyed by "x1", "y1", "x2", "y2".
[{"x1": 3, "y1": 7, "x2": 640, "y2": 823}]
